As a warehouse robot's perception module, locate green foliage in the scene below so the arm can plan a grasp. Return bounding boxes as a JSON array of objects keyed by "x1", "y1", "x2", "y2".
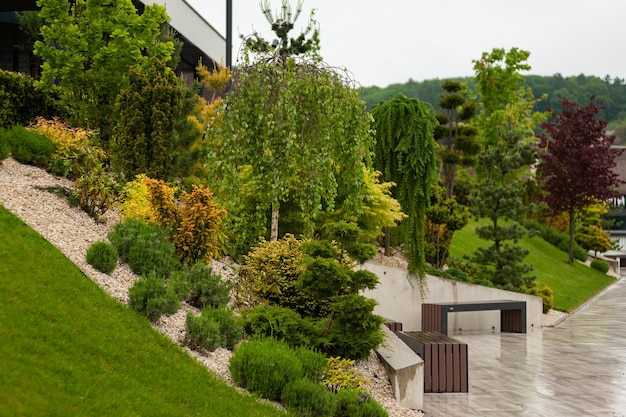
[
  {"x1": 281, "y1": 378, "x2": 336, "y2": 417},
  {"x1": 5, "y1": 125, "x2": 55, "y2": 167},
  {"x1": 371, "y1": 93, "x2": 439, "y2": 275},
  {"x1": 434, "y1": 80, "x2": 478, "y2": 199},
  {"x1": 469, "y1": 47, "x2": 546, "y2": 291},
  {"x1": 229, "y1": 337, "x2": 304, "y2": 401},
  {"x1": 29, "y1": 117, "x2": 105, "y2": 180},
  {"x1": 73, "y1": 165, "x2": 118, "y2": 220},
  {"x1": 108, "y1": 219, "x2": 180, "y2": 277},
  {"x1": 128, "y1": 272, "x2": 179, "y2": 322},
  {"x1": 184, "y1": 306, "x2": 243, "y2": 351},
  {"x1": 85, "y1": 240, "x2": 118, "y2": 274},
  {"x1": 35, "y1": 0, "x2": 174, "y2": 147},
  {"x1": 323, "y1": 356, "x2": 370, "y2": 393},
  {"x1": 173, "y1": 263, "x2": 232, "y2": 309},
  {"x1": 526, "y1": 283, "x2": 554, "y2": 314},
  {"x1": 335, "y1": 389, "x2": 389, "y2": 417},
  {"x1": 325, "y1": 294, "x2": 384, "y2": 359},
  {"x1": 0, "y1": 130, "x2": 9, "y2": 160},
  {"x1": 425, "y1": 185, "x2": 469, "y2": 269},
  {"x1": 240, "y1": 304, "x2": 320, "y2": 349},
  {"x1": 114, "y1": 57, "x2": 198, "y2": 180},
  {"x1": 0, "y1": 69, "x2": 59, "y2": 129},
  {"x1": 294, "y1": 346, "x2": 328, "y2": 382},
  {"x1": 590, "y1": 259, "x2": 610, "y2": 274},
  {"x1": 212, "y1": 51, "x2": 373, "y2": 242}
]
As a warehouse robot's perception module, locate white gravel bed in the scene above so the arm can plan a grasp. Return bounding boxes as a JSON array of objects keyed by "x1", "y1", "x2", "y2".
[{"x1": 0, "y1": 157, "x2": 424, "y2": 416}]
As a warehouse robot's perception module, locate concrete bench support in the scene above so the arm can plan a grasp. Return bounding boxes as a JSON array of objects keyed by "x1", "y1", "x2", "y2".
[{"x1": 375, "y1": 325, "x2": 424, "y2": 410}]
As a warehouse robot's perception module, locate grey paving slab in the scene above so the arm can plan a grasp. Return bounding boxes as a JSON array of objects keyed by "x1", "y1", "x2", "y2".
[{"x1": 422, "y1": 278, "x2": 626, "y2": 417}]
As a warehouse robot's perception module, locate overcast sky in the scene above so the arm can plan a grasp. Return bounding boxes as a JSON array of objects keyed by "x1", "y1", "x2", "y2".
[{"x1": 186, "y1": 0, "x2": 626, "y2": 88}]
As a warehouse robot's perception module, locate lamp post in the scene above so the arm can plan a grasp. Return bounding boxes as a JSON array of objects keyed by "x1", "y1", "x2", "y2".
[{"x1": 226, "y1": 0, "x2": 232, "y2": 70}]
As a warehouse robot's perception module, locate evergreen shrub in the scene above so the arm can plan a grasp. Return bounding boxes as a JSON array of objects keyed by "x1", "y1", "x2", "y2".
[
  {"x1": 281, "y1": 378, "x2": 337, "y2": 417},
  {"x1": 0, "y1": 69, "x2": 59, "y2": 129},
  {"x1": 184, "y1": 306, "x2": 242, "y2": 351},
  {"x1": 590, "y1": 259, "x2": 610, "y2": 274},
  {"x1": 6, "y1": 125, "x2": 55, "y2": 167},
  {"x1": 241, "y1": 304, "x2": 320, "y2": 349},
  {"x1": 108, "y1": 219, "x2": 179, "y2": 277},
  {"x1": 180, "y1": 263, "x2": 232, "y2": 309},
  {"x1": 0, "y1": 129, "x2": 10, "y2": 160},
  {"x1": 128, "y1": 272, "x2": 179, "y2": 321},
  {"x1": 85, "y1": 240, "x2": 118, "y2": 274},
  {"x1": 334, "y1": 389, "x2": 388, "y2": 417},
  {"x1": 229, "y1": 337, "x2": 304, "y2": 401}
]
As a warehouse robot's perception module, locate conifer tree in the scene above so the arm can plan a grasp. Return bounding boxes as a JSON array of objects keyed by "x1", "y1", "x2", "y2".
[{"x1": 371, "y1": 94, "x2": 438, "y2": 275}]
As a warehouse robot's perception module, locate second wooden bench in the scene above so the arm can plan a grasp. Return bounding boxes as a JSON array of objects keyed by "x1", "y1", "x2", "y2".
[{"x1": 397, "y1": 331, "x2": 468, "y2": 393}]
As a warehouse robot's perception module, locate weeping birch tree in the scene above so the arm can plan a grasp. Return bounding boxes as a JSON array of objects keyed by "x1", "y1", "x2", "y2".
[
  {"x1": 371, "y1": 94, "x2": 438, "y2": 275},
  {"x1": 211, "y1": 1, "x2": 372, "y2": 244}
]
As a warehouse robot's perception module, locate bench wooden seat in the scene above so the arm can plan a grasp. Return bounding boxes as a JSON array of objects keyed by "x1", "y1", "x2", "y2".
[
  {"x1": 422, "y1": 300, "x2": 527, "y2": 335},
  {"x1": 397, "y1": 331, "x2": 468, "y2": 393}
]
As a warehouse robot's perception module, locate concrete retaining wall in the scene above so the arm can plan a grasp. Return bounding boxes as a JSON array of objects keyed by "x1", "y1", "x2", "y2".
[{"x1": 360, "y1": 261, "x2": 543, "y2": 334}]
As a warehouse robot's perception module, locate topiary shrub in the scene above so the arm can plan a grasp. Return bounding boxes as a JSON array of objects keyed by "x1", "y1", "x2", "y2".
[
  {"x1": 240, "y1": 304, "x2": 320, "y2": 349},
  {"x1": 184, "y1": 306, "x2": 242, "y2": 351},
  {"x1": 325, "y1": 294, "x2": 385, "y2": 359},
  {"x1": 526, "y1": 282, "x2": 554, "y2": 314},
  {"x1": 334, "y1": 389, "x2": 388, "y2": 417},
  {"x1": 109, "y1": 219, "x2": 179, "y2": 278},
  {"x1": 6, "y1": 125, "x2": 55, "y2": 167},
  {"x1": 590, "y1": 259, "x2": 610, "y2": 274},
  {"x1": 128, "y1": 271, "x2": 179, "y2": 321},
  {"x1": 229, "y1": 337, "x2": 304, "y2": 401},
  {"x1": 85, "y1": 240, "x2": 118, "y2": 274},
  {"x1": 281, "y1": 378, "x2": 337, "y2": 417}
]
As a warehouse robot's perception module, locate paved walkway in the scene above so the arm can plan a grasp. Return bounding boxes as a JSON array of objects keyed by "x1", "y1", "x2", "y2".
[{"x1": 422, "y1": 278, "x2": 626, "y2": 417}]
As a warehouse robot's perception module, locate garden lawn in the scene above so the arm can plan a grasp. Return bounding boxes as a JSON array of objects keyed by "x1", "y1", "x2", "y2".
[
  {"x1": 0, "y1": 205, "x2": 289, "y2": 417},
  {"x1": 449, "y1": 220, "x2": 616, "y2": 313}
]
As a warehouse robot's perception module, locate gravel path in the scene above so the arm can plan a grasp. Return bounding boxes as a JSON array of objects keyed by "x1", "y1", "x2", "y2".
[{"x1": 0, "y1": 157, "x2": 424, "y2": 417}]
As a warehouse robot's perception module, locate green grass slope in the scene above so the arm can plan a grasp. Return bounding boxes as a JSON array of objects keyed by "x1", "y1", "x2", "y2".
[
  {"x1": 0, "y1": 205, "x2": 289, "y2": 417},
  {"x1": 449, "y1": 220, "x2": 616, "y2": 313}
]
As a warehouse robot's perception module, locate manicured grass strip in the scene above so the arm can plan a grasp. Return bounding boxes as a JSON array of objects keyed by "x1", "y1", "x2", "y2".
[
  {"x1": 450, "y1": 220, "x2": 615, "y2": 313},
  {"x1": 0, "y1": 205, "x2": 289, "y2": 417}
]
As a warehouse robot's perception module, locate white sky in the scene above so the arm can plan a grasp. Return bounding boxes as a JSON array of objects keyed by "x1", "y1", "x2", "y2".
[{"x1": 186, "y1": 0, "x2": 626, "y2": 88}]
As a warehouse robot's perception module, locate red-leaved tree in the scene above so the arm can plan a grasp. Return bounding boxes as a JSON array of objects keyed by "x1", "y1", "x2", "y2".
[{"x1": 536, "y1": 96, "x2": 624, "y2": 263}]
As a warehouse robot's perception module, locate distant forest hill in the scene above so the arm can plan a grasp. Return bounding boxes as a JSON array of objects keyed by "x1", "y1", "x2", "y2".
[{"x1": 359, "y1": 73, "x2": 626, "y2": 143}]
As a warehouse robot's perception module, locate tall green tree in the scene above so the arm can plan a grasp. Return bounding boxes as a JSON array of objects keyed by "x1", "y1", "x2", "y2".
[
  {"x1": 371, "y1": 93, "x2": 438, "y2": 275},
  {"x1": 34, "y1": 0, "x2": 174, "y2": 147},
  {"x1": 115, "y1": 57, "x2": 202, "y2": 181},
  {"x1": 434, "y1": 80, "x2": 478, "y2": 199},
  {"x1": 537, "y1": 96, "x2": 623, "y2": 263},
  {"x1": 470, "y1": 48, "x2": 546, "y2": 291},
  {"x1": 211, "y1": 2, "x2": 372, "y2": 246}
]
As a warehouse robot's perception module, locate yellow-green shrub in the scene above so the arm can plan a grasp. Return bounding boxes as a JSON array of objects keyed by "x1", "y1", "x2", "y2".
[
  {"x1": 117, "y1": 174, "x2": 160, "y2": 223},
  {"x1": 28, "y1": 117, "x2": 105, "y2": 179},
  {"x1": 119, "y1": 176, "x2": 226, "y2": 265},
  {"x1": 171, "y1": 185, "x2": 226, "y2": 265},
  {"x1": 323, "y1": 356, "x2": 370, "y2": 394}
]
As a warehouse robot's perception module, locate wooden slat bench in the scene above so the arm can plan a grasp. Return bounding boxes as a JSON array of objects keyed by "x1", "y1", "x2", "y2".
[
  {"x1": 422, "y1": 300, "x2": 527, "y2": 335},
  {"x1": 397, "y1": 331, "x2": 468, "y2": 393}
]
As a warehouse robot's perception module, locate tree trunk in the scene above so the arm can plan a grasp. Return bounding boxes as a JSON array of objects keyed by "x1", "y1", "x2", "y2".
[
  {"x1": 270, "y1": 201, "x2": 279, "y2": 241},
  {"x1": 568, "y1": 207, "x2": 576, "y2": 263},
  {"x1": 384, "y1": 226, "x2": 391, "y2": 256}
]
